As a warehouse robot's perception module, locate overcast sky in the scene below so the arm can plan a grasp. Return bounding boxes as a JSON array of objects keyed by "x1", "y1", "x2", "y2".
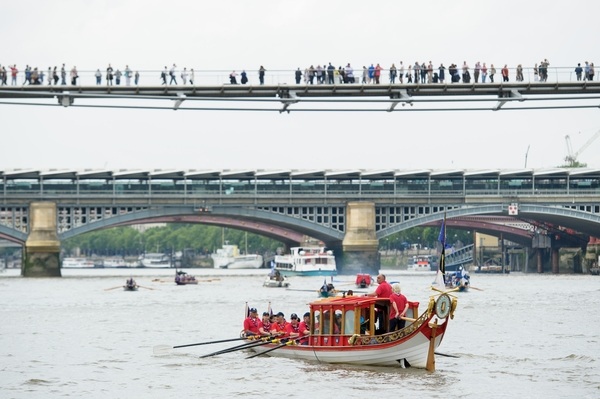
[{"x1": 1, "y1": 0, "x2": 599, "y2": 173}]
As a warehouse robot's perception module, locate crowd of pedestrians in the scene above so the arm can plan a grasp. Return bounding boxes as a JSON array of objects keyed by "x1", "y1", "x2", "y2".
[{"x1": 0, "y1": 59, "x2": 595, "y2": 86}]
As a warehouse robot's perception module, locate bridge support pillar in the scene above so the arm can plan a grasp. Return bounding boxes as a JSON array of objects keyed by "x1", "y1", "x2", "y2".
[
  {"x1": 551, "y1": 248, "x2": 560, "y2": 274},
  {"x1": 536, "y1": 249, "x2": 544, "y2": 273},
  {"x1": 23, "y1": 202, "x2": 61, "y2": 277},
  {"x1": 341, "y1": 202, "x2": 379, "y2": 275}
]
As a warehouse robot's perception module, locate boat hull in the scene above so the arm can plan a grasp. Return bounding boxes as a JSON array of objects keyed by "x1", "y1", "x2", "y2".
[
  {"x1": 247, "y1": 313, "x2": 449, "y2": 368},
  {"x1": 263, "y1": 278, "x2": 290, "y2": 288},
  {"x1": 139, "y1": 253, "x2": 172, "y2": 268},
  {"x1": 212, "y1": 244, "x2": 263, "y2": 269},
  {"x1": 275, "y1": 269, "x2": 337, "y2": 277},
  {"x1": 62, "y1": 258, "x2": 96, "y2": 268},
  {"x1": 222, "y1": 255, "x2": 263, "y2": 269},
  {"x1": 175, "y1": 280, "x2": 198, "y2": 285}
]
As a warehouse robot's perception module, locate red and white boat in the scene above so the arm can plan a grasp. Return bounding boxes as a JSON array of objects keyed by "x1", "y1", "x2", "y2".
[
  {"x1": 355, "y1": 273, "x2": 372, "y2": 288},
  {"x1": 245, "y1": 291, "x2": 457, "y2": 371}
]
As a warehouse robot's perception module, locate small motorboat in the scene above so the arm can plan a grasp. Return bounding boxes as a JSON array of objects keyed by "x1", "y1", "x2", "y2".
[
  {"x1": 175, "y1": 270, "x2": 198, "y2": 285},
  {"x1": 263, "y1": 270, "x2": 290, "y2": 288},
  {"x1": 355, "y1": 273, "x2": 372, "y2": 288},
  {"x1": 123, "y1": 278, "x2": 138, "y2": 291},
  {"x1": 318, "y1": 282, "x2": 337, "y2": 298}
]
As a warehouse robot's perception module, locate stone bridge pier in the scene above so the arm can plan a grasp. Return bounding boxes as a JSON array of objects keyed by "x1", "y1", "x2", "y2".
[
  {"x1": 340, "y1": 202, "x2": 380, "y2": 275},
  {"x1": 23, "y1": 202, "x2": 61, "y2": 277}
]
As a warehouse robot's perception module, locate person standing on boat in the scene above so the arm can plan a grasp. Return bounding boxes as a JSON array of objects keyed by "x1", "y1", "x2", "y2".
[
  {"x1": 366, "y1": 274, "x2": 393, "y2": 334},
  {"x1": 389, "y1": 284, "x2": 409, "y2": 332},
  {"x1": 258, "y1": 312, "x2": 272, "y2": 337},
  {"x1": 243, "y1": 308, "x2": 261, "y2": 337},
  {"x1": 366, "y1": 274, "x2": 392, "y2": 298}
]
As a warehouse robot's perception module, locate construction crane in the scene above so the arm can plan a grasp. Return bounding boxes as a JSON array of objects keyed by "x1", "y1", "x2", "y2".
[{"x1": 564, "y1": 129, "x2": 600, "y2": 167}]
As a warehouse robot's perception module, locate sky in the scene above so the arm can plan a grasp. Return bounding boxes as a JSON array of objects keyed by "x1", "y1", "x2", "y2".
[{"x1": 1, "y1": 0, "x2": 600, "y2": 173}]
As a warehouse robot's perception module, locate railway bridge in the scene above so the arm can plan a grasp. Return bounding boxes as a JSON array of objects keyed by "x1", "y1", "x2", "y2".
[{"x1": 2, "y1": 168, "x2": 599, "y2": 276}]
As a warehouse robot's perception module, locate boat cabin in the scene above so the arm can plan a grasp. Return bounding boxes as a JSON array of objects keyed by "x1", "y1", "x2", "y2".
[{"x1": 307, "y1": 296, "x2": 420, "y2": 347}]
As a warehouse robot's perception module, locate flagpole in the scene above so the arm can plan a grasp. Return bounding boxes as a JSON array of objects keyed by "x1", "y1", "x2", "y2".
[{"x1": 433, "y1": 213, "x2": 447, "y2": 290}]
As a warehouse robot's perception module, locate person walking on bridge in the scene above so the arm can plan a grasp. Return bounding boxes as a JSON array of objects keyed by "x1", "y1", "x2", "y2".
[
  {"x1": 169, "y1": 64, "x2": 177, "y2": 85},
  {"x1": 106, "y1": 64, "x2": 113, "y2": 86},
  {"x1": 501, "y1": 64, "x2": 509, "y2": 82}
]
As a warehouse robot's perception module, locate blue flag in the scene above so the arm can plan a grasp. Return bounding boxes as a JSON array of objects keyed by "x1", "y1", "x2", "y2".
[
  {"x1": 438, "y1": 218, "x2": 446, "y2": 247},
  {"x1": 438, "y1": 215, "x2": 446, "y2": 275}
]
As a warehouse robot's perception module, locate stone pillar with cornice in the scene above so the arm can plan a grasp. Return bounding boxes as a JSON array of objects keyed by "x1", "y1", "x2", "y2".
[
  {"x1": 23, "y1": 202, "x2": 61, "y2": 277},
  {"x1": 341, "y1": 202, "x2": 380, "y2": 275}
]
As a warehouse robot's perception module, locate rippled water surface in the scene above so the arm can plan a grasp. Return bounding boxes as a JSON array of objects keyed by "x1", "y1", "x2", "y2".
[{"x1": 1, "y1": 268, "x2": 599, "y2": 398}]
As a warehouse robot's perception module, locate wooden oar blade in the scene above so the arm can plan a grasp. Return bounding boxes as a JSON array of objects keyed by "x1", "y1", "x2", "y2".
[
  {"x1": 104, "y1": 286, "x2": 122, "y2": 291},
  {"x1": 153, "y1": 345, "x2": 173, "y2": 355},
  {"x1": 470, "y1": 286, "x2": 484, "y2": 291}
]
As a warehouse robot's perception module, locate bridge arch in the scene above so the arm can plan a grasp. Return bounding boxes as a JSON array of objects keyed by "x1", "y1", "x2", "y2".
[
  {"x1": 376, "y1": 205, "x2": 505, "y2": 238},
  {"x1": 0, "y1": 226, "x2": 27, "y2": 245},
  {"x1": 58, "y1": 205, "x2": 345, "y2": 246},
  {"x1": 376, "y1": 204, "x2": 600, "y2": 246}
]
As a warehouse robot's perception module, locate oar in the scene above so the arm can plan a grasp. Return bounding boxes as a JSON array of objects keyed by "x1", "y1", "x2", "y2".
[
  {"x1": 431, "y1": 286, "x2": 460, "y2": 294},
  {"x1": 435, "y1": 352, "x2": 460, "y2": 358},
  {"x1": 104, "y1": 286, "x2": 122, "y2": 291},
  {"x1": 153, "y1": 337, "x2": 247, "y2": 355},
  {"x1": 199, "y1": 339, "x2": 274, "y2": 359},
  {"x1": 138, "y1": 285, "x2": 156, "y2": 291},
  {"x1": 245, "y1": 338, "x2": 300, "y2": 359},
  {"x1": 469, "y1": 286, "x2": 484, "y2": 291}
]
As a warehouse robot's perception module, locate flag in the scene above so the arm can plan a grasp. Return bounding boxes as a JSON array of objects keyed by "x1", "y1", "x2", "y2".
[
  {"x1": 437, "y1": 215, "x2": 446, "y2": 275},
  {"x1": 433, "y1": 214, "x2": 447, "y2": 290}
]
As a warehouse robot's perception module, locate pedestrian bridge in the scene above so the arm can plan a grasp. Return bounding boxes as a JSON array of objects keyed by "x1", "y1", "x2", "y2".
[
  {"x1": 1, "y1": 80, "x2": 599, "y2": 112},
  {"x1": 3, "y1": 167, "x2": 600, "y2": 276}
]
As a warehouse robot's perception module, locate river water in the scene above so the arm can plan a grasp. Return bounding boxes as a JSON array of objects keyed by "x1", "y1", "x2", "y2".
[{"x1": 0, "y1": 268, "x2": 598, "y2": 399}]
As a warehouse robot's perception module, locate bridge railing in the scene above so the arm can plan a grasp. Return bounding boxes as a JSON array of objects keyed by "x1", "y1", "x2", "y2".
[
  {"x1": 9, "y1": 66, "x2": 594, "y2": 87},
  {"x1": 2, "y1": 186, "x2": 600, "y2": 201}
]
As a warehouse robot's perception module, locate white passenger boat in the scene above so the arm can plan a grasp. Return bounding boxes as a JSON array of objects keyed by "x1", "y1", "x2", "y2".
[
  {"x1": 138, "y1": 253, "x2": 172, "y2": 268},
  {"x1": 101, "y1": 257, "x2": 128, "y2": 268},
  {"x1": 274, "y1": 246, "x2": 337, "y2": 277},
  {"x1": 407, "y1": 255, "x2": 432, "y2": 272},
  {"x1": 62, "y1": 257, "x2": 96, "y2": 268},
  {"x1": 211, "y1": 244, "x2": 263, "y2": 269}
]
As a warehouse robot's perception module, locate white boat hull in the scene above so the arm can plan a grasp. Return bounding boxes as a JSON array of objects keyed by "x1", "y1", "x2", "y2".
[
  {"x1": 249, "y1": 331, "x2": 445, "y2": 368},
  {"x1": 62, "y1": 258, "x2": 96, "y2": 268},
  {"x1": 211, "y1": 244, "x2": 263, "y2": 269},
  {"x1": 222, "y1": 255, "x2": 263, "y2": 269},
  {"x1": 138, "y1": 253, "x2": 172, "y2": 268}
]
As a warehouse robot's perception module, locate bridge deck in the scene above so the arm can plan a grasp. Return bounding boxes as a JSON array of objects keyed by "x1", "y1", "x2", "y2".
[{"x1": 1, "y1": 81, "x2": 599, "y2": 111}]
